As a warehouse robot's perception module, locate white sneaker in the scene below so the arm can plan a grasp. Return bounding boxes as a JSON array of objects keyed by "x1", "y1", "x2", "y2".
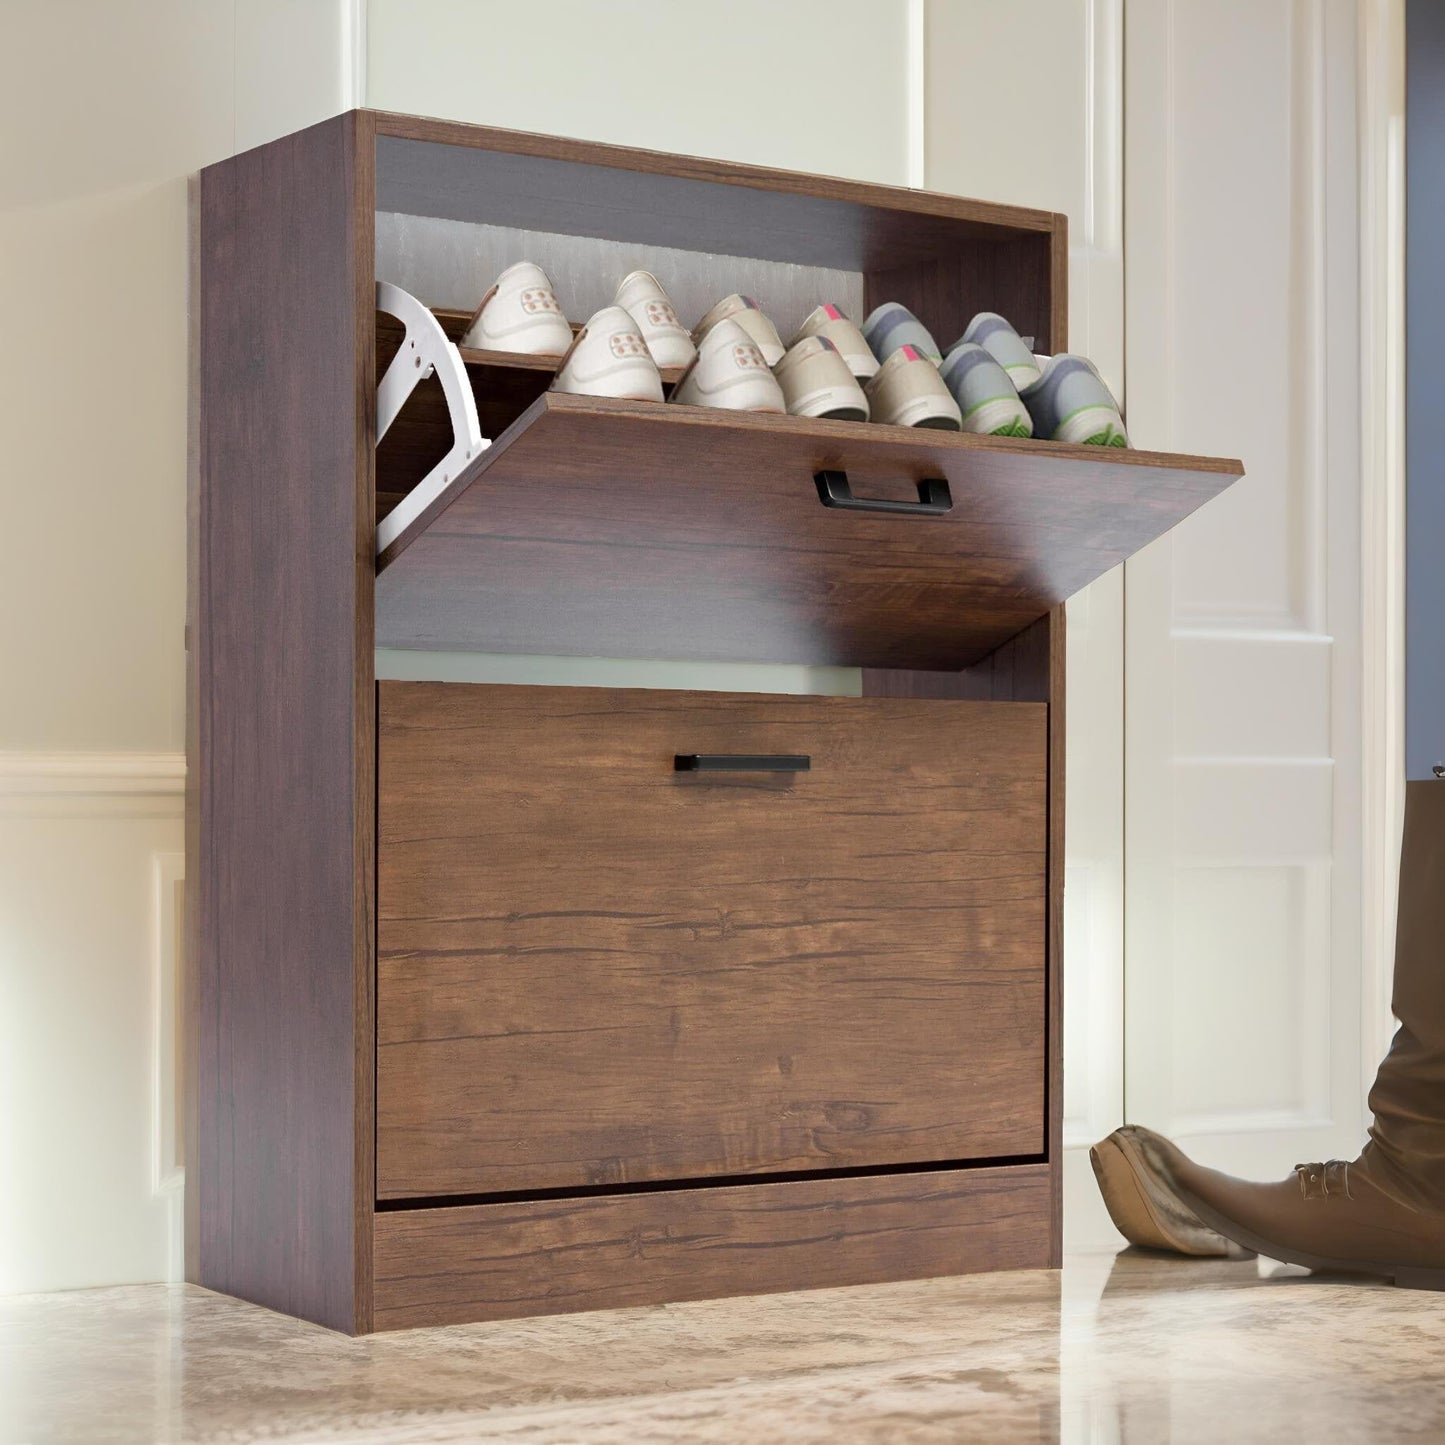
[
  {"x1": 552, "y1": 305, "x2": 664, "y2": 402},
  {"x1": 671, "y1": 318, "x2": 785, "y2": 412},
  {"x1": 774, "y1": 335, "x2": 869, "y2": 421},
  {"x1": 864, "y1": 345, "x2": 962, "y2": 430},
  {"x1": 692, "y1": 294, "x2": 786, "y2": 366},
  {"x1": 791, "y1": 303, "x2": 879, "y2": 380},
  {"x1": 614, "y1": 270, "x2": 696, "y2": 370},
  {"x1": 461, "y1": 260, "x2": 574, "y2": 354}
]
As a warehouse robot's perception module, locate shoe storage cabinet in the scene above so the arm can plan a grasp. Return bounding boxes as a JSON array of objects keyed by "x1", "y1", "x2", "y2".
[{"x1": 189, "y1": 111, "x2": 1243, "y2": 1334}]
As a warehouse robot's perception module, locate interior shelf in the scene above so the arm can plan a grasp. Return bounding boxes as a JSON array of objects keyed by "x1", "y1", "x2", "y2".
[
  {"x1": 407, "y1": 305, "x2": 688, "y2": 380},
  {"x1": 374, "y1": 390, "x2": 1242, "y2": 671},
  {"x1": 377, "y1": 305, "x2": 687, "y2": 521}
]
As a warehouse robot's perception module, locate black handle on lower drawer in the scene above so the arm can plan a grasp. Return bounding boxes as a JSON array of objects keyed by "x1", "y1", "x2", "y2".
[
  {"x1": 814, "y1": 469, "x2": 952, "y2": 516},
  {"x1": 674, "y1": 754, "x2": 811, "y2": 773}
]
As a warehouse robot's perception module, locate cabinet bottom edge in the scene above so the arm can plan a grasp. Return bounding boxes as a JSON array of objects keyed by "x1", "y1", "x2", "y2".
[{"x1": 371, "y1": 1161, "x2": 1055, "y2": 1332}]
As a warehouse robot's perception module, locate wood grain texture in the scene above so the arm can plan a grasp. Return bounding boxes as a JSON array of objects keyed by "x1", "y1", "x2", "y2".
[
  {"x1": 1049, "y1": 214, "x2": 1070, "y2": 364},
  {"x1": 863, "y1": 234, "x2": 1056, "y2": 365},
  {"x1": 374, "y1": 392, "x2": 1240, "y2": 667},
  {"x1": 351, "y1": 113, "x2": 379, "y2": 1334},
  {"x1": 372, "y1": 1163, "x2": 1052, "y2": 1330},
  {"x1": 191, "y1": 112, "x2": 374, "y2": 1333},
  {"x1": 371, "y1": 112, "x2": 1057, "y2": 273},
  {"x1": 842, "y1": 199, "x2": 1070, "y2": 1261},
  {"x1": 863, "y1": 609, "x2": 1064, "y2": 1266},
  {"x1": 862, "y1": 614, "x2": 1055, "y2": 703},
  {"x1": 376, "y1": 684, "x2": 1047, "y2": 1200},
  {"x1": 184, "y1": 174, "x2": 202, "y2": 1287}
]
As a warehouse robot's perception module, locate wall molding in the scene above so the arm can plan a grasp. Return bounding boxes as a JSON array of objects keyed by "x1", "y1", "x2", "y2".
[
  {"x1": 1357, "y1": 0, "x2": 1407, "y2": 1077},
  {"x1": 905, "y1": 0, "x2": 925, "y2": 187},
  {"x1": 342, "y1": 0, "x2": 368, "y2": 110},
  {"x1": 151, "y1": 850, "x2": 186, "y2": 1282},
  {"x1": 0, "y1": 751, "x2": 186, "y2": 797}
]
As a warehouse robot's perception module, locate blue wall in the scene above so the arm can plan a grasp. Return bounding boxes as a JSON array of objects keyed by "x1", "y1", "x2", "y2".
[{"x1": 1408, "y1": 1, "x2": 1445, "y2": 780}]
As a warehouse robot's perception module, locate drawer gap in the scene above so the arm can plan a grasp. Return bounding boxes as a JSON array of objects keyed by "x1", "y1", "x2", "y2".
[{"x1": 374, "y1": 1150, "x2": 1048, "y2": 1213}]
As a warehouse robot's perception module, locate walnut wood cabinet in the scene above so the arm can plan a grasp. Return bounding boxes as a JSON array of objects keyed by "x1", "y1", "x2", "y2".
[{"x1": 189, "y1": 110, "x2": 1242, "y2": 1333}]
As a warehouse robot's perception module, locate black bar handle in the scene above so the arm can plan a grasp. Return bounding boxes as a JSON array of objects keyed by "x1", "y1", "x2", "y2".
[
  {"x1": 675, "y1": 754, "x2": 811, "y2": 773},
  {"x1": 814, "y1": 469, "x2": 952, "y2": 516}
]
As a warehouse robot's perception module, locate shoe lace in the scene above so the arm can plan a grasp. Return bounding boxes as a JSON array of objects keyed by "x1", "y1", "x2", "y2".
[{"x1": 1294, "y1": 1159, "x2": 1352, "y2": 1200}]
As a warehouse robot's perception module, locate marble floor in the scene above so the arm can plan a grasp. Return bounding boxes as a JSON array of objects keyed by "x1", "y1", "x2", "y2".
[{"x1": 3, "y1": 1253, "x2": 1443, "y2": 1443}]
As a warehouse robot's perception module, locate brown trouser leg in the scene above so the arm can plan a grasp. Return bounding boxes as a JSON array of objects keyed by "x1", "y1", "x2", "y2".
[{"x1": 1362, "y1": 781, "x2": 1445, "y2": 1212}]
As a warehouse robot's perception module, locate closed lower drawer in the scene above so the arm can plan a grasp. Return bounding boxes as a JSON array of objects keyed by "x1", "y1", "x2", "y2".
[{"x1": 376, "y1": 681, "x2": 1047, "y2": 1200}]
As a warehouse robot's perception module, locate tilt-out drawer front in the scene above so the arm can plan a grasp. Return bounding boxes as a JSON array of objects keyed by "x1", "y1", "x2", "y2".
[{"x1": 376, "y1": 682, "x2": 1048, "y2": 1201}]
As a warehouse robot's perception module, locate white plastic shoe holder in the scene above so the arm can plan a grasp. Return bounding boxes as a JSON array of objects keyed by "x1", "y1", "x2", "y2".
[{"x1": 374, "y1": 281, "x2": 486, "y2": 557}]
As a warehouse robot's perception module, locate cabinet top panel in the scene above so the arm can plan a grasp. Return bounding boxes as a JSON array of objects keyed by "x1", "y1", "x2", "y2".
[{"x1": 371, "y1": 110, "x2": 1060, "y2": 270}]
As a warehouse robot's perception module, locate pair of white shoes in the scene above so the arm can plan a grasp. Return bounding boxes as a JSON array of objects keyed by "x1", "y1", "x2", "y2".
[
  {"x1": 558, "y1": 288, "x2": 790, "y2": 410},
  {"x1": 463, "y1": 262, "x2": 788, "y2": 412},
  {"x1": 676, "y1": 302, "x2": 883, "y2": 419},
  {"x1": 671, "y1": 297, "x2": 982, "y2": 426},
  {"x1": 461, "y1": 261, "x2": 694, "y2": 392},
  {"x1": 557, "y1": 286, "x2": 797, "y2": 413},
  {"x1": 686, "y1": 298, "x2": 891, "y2": 420},
  {"x1": 573, "y1": 291, "x2": 874, "y2": 420}
]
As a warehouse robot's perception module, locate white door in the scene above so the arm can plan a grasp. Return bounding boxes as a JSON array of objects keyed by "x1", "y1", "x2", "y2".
[{"x1": 1122, "y1": 0, "x2": 1369, "y2": 1177}]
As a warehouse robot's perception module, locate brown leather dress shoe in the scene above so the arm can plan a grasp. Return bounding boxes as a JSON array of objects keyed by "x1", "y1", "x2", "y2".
[
  {"x1": 1101, "y1": 1125, "x2": 1445, "y2": 1288},
  {"x1": 1090, "y1": 1128, "x2": 1242, "y2": 1257},
  {"x1": 1093, "y1": 781, "x2": 1445, "y2": 1287}
]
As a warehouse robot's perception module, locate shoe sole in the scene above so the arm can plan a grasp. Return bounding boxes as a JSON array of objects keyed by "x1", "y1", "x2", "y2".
[
  {"x1": 1090, "y1": 1135, "x2": 1243, "y2": 1257},
  {"x1": 1051, "y1": 404, "x2": 1128, "y2": 447},
  {"x1": 552, "y1": 365, "x2": 664, "y2": 403},
  {"x1": 961, "y1": 396, "x2": 1034, "y2": 438},
  {"x1": 785, "y1": 384, "x2": 869, "y2": 423},
  {"x1": 465, "y1": 313, "x2": 574, "y2": 355},
  {"x1": 1165, "y1": 1179, "x2": 1445, "y2": 1292},
  {"x1": 871, "y1": 403, "x2": 962, "y2": 430}
]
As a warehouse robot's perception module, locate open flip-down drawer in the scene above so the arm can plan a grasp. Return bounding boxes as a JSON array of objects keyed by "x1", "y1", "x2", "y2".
[{"x1": 374, "y1": 391, "x2": 1241, "y2": 671}]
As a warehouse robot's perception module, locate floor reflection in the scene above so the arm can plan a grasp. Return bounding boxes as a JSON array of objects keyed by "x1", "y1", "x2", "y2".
[{"x1": 2, "y1": 1252, "x2": 1442, "y2": 1443}]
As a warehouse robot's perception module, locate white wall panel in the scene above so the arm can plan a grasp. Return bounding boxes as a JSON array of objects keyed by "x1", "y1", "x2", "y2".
[
  {"x1": 0, "y1": 781, "x2": 185, "y2": 1294},
  {"x1": 0, "y1": 1, "x2": 348, "y2": 1295},
  {"x1": 367, "y1": 0, "x2": 909, "y2": 184}
]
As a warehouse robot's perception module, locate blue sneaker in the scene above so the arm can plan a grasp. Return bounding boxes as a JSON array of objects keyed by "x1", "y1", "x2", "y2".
[
  {"x1": 939, "y1": 342, "x2": 1033, "y2": 437},
  {"x1": 1022, "y1": 355, "x2": 1129, "y2": 446},
  {"x1": 957, "y1": 312, "x2": 1043, "y2": 393},
  {"x1": 862, "y1": 302, "x2": 942, "y2": 364}
]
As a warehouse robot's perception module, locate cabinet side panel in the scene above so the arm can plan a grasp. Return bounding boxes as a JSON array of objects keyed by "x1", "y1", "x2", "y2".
[
  {"x1": 862, "y1": 607, "x2": 1065, "y2": 1264},
  {"x1": 1044, "y1": 608, "x2": 1066, "y2": 1265},
  {"x1": 193, "y1": 112, "x2": 374, "y2": 1333}
]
